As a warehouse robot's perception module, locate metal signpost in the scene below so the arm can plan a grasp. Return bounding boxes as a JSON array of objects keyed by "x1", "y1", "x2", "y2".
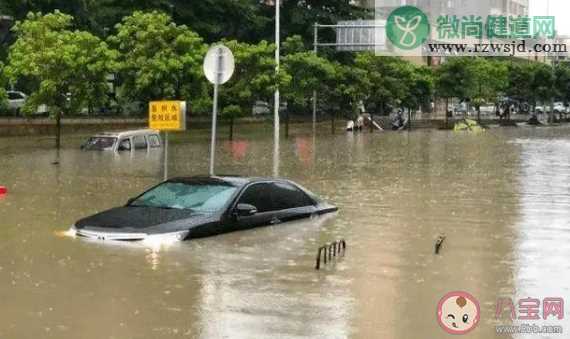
[
  {"x1": 203, "y1": 45, "x2": 235, "y2": 176},
  {"x1": 149, "y1": 100, "x2": 187, "y2": 181}
]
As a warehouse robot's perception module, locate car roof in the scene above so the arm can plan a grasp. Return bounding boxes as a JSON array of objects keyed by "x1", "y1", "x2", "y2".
[
  {"x1": 166, "y1": 176, "x2": 289, "y2": 188},
  {"x1": 93, "y1": 129, "x2": 159, "y2": 138}
]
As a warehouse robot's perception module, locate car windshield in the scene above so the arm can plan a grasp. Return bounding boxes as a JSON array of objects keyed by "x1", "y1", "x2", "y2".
[
  {"x1": 83, "y1": 137, "x2": 117, "y2": 150},
  {"x1": 130, "y1": 182, "x2": 238, "y2": 213}
]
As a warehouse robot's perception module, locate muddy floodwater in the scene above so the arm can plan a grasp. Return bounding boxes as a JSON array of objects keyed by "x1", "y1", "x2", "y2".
[{"x1": 1, "y1": 124, "x2": 569, "y2": 339}]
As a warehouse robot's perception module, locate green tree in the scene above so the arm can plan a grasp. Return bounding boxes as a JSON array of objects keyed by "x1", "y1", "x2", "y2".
[
  {"x1": 282, "y1": 38, "x2": 337, "y2": 112},
  {"x1": 218, "y1": 40, "x2": 290, "y2": 139},
  {"x1": 1, "y1": 0, "x2": 271, "y2": 42},
  {"x1": 403, "y1": 64, "x2": 434, "y2": 115},
  {"x1": 355, "y1": 54, "x2": 412, "y2": 115},
  {"x1": 435, "y1": 57, "x2": 476, "y2": 123},
  {"x1": 321, "y1": 62, "x2": 369, "y2": 133},
  {"x1": 471, "y1": 58, "x2": 507, "y2": 121},
  {"x1": 5, "y1": 11, "x2": 117, "y2": 148},
  {"x1": 506, "y1": 62, "x2": 535, "y2": 109},
  {"x1": 265, "y1": 0, "x2": 370, "y2": 46},
  {"x1": 110, "y1": 11, "x2": 208, "y2": 114},
  {"x1": 531, "y1": 63, "x2": 554, "y2": 108},
  {"x1": 0, "y1": 62, "x2": 7, "y2": 113},
  {"x1": 554, "y1": 63, "x2": 570, "y2": 106}
]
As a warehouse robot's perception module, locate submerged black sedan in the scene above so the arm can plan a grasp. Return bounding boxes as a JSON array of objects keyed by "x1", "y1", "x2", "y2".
[{"x1": 72, "y1": 176, "x2": 338, "y2": 241}]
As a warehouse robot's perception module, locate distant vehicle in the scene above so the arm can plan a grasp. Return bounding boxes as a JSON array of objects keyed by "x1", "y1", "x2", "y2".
[
  {"x1": 252, "y1": 101, "x2": 270, "y2": 115},
  {"x1": 7, "y1": 91, "x2": 26, "y2": 111},
  {"x1": 453, "y1": 102, "x2": 475, "y2": 116},
  {"x1": 6, "y1": 91, "x2": 49, "y2": 115},
  {"x1": 252, "y1": 101, "x2": 287, "y2": 116},
  {"x1": 71, "y1": 176, "x2": 338, "y2": 241},
  {"x1": 535, "y1": 102, "x2": 567, "y2": 114},
  {"x1": 81, "y1": 129, "x2": 161, "y2": 152}
]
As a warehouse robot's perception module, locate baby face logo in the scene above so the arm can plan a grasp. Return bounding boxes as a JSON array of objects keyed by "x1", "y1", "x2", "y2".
[
  {"x1": 437, "y1": 291, "x2": 481, "y2": 335},
  {"x1": 386, "y1": 6, "x2": 430, "y2": 50}
]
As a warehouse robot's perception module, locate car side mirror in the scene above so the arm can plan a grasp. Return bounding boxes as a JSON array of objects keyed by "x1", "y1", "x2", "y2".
[
  {"x1": 234, "y1": 203, "x2": 257, "y2": 217},
  {"x1": 126, "y1": 198, "x2": 136, "y2": 206}
]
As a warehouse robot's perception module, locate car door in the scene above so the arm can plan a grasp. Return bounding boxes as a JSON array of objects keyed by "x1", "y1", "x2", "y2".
[
  {"x1": 232, "y1": 182, "x2": 277, "y2": 231},
  {"x1": 267, "y1": 181, "x2": 318, "y2": 223}
]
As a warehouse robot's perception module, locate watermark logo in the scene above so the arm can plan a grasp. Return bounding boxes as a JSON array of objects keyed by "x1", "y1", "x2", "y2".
[
  {"x1": 437, "y1": 291, "x2": 481, "y2": 335},
  {"x1": 386, "y1": 6, "x2": 430, "y2": 50},
  {"x1": 495, "y1": 297, "x2": 564, "y2": 335}
]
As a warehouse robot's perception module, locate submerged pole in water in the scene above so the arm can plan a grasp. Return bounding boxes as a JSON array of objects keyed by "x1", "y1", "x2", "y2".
[{"x1": 435, "y1": 235, "x2": 446, "y2": 254}]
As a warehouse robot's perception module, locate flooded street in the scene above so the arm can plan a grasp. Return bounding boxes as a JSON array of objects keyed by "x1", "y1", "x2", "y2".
[{"x1": 1, "y1": 124, "x2": 569, "y2": 338}]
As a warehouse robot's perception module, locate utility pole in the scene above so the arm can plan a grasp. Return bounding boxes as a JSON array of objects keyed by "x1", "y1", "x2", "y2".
[
  {"x1": 313, "y1": 23, "x2": 318, "y2": 133},
  {"x1": 273, "y1": 0, "x2": 280, "y2": 177}
]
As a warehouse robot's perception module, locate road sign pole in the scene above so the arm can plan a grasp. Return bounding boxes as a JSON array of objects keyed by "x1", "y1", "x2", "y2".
[
  {"x1": 164, "y1": 131, "x2": 169, "y2": 181},
  {"x1": 210, "y1": 81, "x2": 219, "y2": 176},
  {"x1": 209, "y1": 48, "x2": 223, "y2": 176},
  {"x1": 203, "y1": 44, "x2": 235, "y2": 176}
]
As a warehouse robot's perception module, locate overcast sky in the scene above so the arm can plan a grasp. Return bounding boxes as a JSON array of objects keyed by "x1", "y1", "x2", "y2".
[{"x1": 530, "y1": 0, "x2": 570, "y2": 36}]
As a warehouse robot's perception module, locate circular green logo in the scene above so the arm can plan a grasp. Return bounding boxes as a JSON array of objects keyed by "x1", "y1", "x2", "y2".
[{"x1": 387, "y1": 6, "x2": 430, "y2": 50}]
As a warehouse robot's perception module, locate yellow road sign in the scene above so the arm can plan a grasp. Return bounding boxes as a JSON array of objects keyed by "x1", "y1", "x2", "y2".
[{"x1": 149, "y1": 101, "x2": 187, "y2": 131}]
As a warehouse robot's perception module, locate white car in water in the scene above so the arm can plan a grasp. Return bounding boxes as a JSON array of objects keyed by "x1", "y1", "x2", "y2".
[
  {"x1": 81, "y1": 129, "x2": 162, "y2": 152},
  {"x1": 7, "y1": 91, "x2": 49, "y2": 115}
]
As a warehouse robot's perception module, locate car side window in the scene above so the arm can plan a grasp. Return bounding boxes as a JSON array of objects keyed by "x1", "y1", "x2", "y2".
[
  {"x1": 237, "y1": 183, "x2": 273, "y2": 213},
  {"x1": 148, "y1": 135, "x2": 160, "y2": 148},
  {"x1": 8, "y1": 92, "x2": 22, "y2": 100},
  {"x1": 118, "y1": 139, "x2": 131, "y2": 151},
  {"x1": 133, "y1": 135, "x2": 147, "y2": 149},
  {"x1": 270, "y1": 182, "x2": 315, "y2": 210}
]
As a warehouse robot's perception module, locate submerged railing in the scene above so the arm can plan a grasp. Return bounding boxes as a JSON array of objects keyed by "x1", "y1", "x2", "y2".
[{"x1": 315, "y1": 239, "x2": 346, "y2": 270}]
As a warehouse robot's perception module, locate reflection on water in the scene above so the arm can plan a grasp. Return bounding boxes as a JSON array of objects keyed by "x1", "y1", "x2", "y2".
[
  {"x1": 0, "y1": 126, "x2": 569, "y2": 338},
  {"x1": 511, "y1": 138, "x2": 570, "y2": 339}
]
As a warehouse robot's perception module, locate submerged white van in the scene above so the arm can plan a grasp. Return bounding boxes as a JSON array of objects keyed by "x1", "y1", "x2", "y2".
[{"x1": 81, "y1": 129, "x2": 162, "y2": 152}]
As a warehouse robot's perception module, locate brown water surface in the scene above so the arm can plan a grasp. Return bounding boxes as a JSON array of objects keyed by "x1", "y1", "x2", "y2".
[{"x1": 0, "y1": 124, "x2": 569, "y2": 338}]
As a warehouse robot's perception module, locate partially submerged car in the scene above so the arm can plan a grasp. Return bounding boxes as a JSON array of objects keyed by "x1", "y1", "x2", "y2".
[
  {"x1": 81, "y1": 129, "x2": 161, "y2": 152},
  {"x1": 71, "y1": 176, "x2": 338, "y2": 241}
]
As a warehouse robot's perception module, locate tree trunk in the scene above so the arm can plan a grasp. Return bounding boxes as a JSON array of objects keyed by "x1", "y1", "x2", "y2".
[
  {"x1": 407, "y1": 108, "x2": 412, "y2": 131},
  {"x1": 285, "y1": 111, "x2": 289, "y2": 139},
  {"x1": 445, "y1": 98, "x2": 449, "y2": 128},
  {"x1": 229, "y1": 116, "x2": 234, "y2": 141},
  {"x1": 55, "y1": 111, "x2": 62, "y2": 150},
  {"x1": 331, "y1": 111, "x2": 335, "y2": 135}
]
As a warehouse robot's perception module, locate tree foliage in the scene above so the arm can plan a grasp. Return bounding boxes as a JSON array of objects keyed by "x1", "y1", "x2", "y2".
[
  {"x1": 219, "y1": 39, "x2": 290, "y2": 119},
  {"x1": 0, "y1": 62, "x2": 7, "y2": 112},
  {"x1": 5, "y1": 11, "x2": 117, "y2": 116},
  {"x1": 435, "y1": 57, "x2": 476, "y2": 101},
  {"x1": 282, "y1": 36, "x2": 337, "y2": 111},
  {"x1": 110, "y1": 11, "x2": 208, "y2": 112},
  {"x1": 471, "y1": 58, "x2": 507, "y2": 109}
]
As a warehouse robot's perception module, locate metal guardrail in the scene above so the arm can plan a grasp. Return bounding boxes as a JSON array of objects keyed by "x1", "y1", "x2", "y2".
[{"x1": 315, "y1": 239, "x2": 346, "y2": 270}]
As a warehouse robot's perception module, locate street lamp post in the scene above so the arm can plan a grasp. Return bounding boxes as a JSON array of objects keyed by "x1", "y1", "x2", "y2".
[{"x1": 273, "y1": 0, "x2": 280, "y2": 177}]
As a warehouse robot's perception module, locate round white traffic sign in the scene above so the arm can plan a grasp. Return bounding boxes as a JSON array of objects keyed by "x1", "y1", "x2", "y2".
[{"x1": 203, "y1": 45, "x2": 235, "y2": 85}]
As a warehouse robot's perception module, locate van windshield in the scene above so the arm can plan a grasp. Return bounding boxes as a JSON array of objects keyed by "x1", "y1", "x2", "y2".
[{"x1": 83, "y1": 137, "x2": 117, "y2": 150}]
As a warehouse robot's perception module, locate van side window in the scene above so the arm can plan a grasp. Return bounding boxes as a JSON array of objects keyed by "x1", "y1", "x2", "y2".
[
  {"x1": 148, "y1": 135, "x2": 161, "y2": 148},
  {"x1": 118, "y1": 139, "x2": 131, "y2": 151},
  {"x1": 133, "y1": 135, "x2": 147, "y2": 149}
]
